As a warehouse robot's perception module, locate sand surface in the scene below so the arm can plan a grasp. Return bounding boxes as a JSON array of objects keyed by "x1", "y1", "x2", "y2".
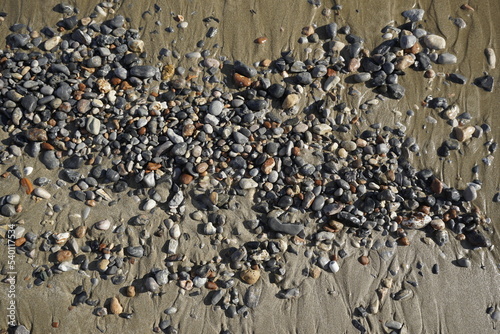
[{"x1": 0, "y1": 0, "x2": 499, "y2": 333}]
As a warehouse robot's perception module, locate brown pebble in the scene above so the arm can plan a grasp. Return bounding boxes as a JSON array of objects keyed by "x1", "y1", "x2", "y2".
[
  {"x1": 405, "y1": 41, "x2": 422, "y2": 54},
  {"x1": 424, "y1": 69, "x2": 436, "y2": 78},
  {"x1": 328, "y1": 220, "x2": 344, "y2": 232},
  {"x1": 240, "y1": 269, "x2": 260, "y2": 284},
  {"x1": 15, "y1": 237, "x2": 26, "y2": 247},
  {"x1": 291, "y1": 147, "x2": 301, "y2": 156},
  {"x1": 56, "y1": 250, "x2": 73, "y2": 263},
  {"x1": 233, "y1": 73, "x2": 252, "y2": 87},
  {"x1": 347, "y1": 58, "x2": 361, "y2": 72},
  {"x1": 310, "y1": 266, "x2": 321, "y2": 279},
  {"x1": 430, "y1": 177, "x2": 443, "y2": 194},
  {"x1": 196, "y1": 162, "x2": 209, "y2": 174},
  {"x1": 25, "y1": 128, "x2": 48, "y2": 142},
  {"x1": 205, "y1": 281, "x2": 218, "y2": 290},
  {"x1": 359, "y1": 255, "x2": 370, "y2": 265},
  {"x1": 146, "y1": 162, "x2": 162, "y2": 171},
  {"x1": 20, "y1": 177, "x2": 34, "y2": 195},
  {"x1": 41, "y1": 142, "x2": 55, "y2": 150},
  {"x1": 398, "y1": 237, "x2": 410, "y2": 246},
  {"x1": 109, "y1": 297, "x2": 123, "y2": 315},
  {"x1": 301, "y1": 25, "x2": 315, "y2": 36},
  {"x1": 125, "y1": 286, "x2": 136, "y2": 297},
  {"x1": 179, "y1": 173, "x2": 194, "y2": 184},
  {"x1": 52, "y1": 322, "x2": 59, "y2": 328},
  {"x1": 261, "y1": 158, "x2": 275, "y2": 174},
  {"x1": 183, "y1": 124, "x2": 196, "y2": 137},
  {"x1": 74, "y1": 226, "x2": 87, "y2": 238},
  {"x1": 460, "y1": 4, "x2": 474, "y2": 11},
  {"x1": 260, "y1": 59, "x2": 272, "y2": 67},
  {"x1": 254, "y1": 36, "x2": 268, "y2": 44},
  {"x1": 456, "y1": 233, "x2": 466, "y2": 241},
  {"x1": 454, "y1": 126, "x2": 475, "y2": 142}
]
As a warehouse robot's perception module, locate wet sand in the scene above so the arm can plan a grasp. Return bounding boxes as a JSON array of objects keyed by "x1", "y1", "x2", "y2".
[{"x1": 0, "y1": 0, "x2": 499, "y2": 333}]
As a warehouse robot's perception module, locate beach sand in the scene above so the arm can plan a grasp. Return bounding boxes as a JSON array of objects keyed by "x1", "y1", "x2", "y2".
[{"x1": 0, "y1": 0, "x2": 499, "y2": 333}]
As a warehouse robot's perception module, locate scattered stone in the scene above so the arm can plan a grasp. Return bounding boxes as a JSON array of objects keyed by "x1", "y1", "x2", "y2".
[{"x1": 240, "y1": 269, "x2": 260, "y2": 284}]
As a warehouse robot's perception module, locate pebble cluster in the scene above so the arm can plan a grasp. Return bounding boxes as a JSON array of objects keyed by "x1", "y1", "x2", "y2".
[{"x1": 0, "y1": 2, "x2": 497, "y2": 333}]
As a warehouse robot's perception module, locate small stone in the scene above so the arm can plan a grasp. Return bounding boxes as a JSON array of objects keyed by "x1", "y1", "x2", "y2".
[
  {"x1": 454, "y1": 126, "x2": 475, "y2": 142},
  {"x1": 126, "y1": 246, "x2": 144, "y2": 258},
  {"x1": 239, "y1": 178, "x2": 258, "y2": 189},
  {"x1": 86, "y1": 116, "x2": 101, "y2": 135},
  {"x1": 109, "y1": 297, "x2": 123, "y2": 314},
  {"x1": 233, "y1": 73, "x2": 252, "y2": 87},
  {"x1": 56, "y1": 250, "x2": 73, "y2": 263},
  {"x1": 422, "y1": 34, "x2": 446, "y2": 50},
  {"x1": 328, "y1": 260, "x2": 340, "y2": 273},
  {"x1": 128, "y1": 39, "x2": 145, "y2": 53},
  {"x1": 463, "y1": 184, "x2": 478, "y2": 201},
  {"x1": 359, "y1": 255, "x2": 370, "y2": 265},
  {"x1": 95, "y1": 219, "x2": 111, "y2": 230},
  {"x1": 456, "y1": 257, "x2": 471, "y2": 268},
  {"x1": 33, "y1": 188, "x2": 51, "y2": 199},
  {"x1": 203, "y1": 222, "x2": 216, "y2": 235},
  {"x1": 145, "y1": 277, "x2": 160, "y2": 293},
  {"x1": 125, "y1": 286, "x2": 136, "y2": 297},
  {"x1": 282, "y1": 94, "x2": 299, "y2": 109},
  {"x1": 240, "y1": 269, "x2": 260, "y2": 284},
  {"x1": 254, "y1": 36, "x2": 268, "y2": 44},
  {"x1": 402, "y1": 8, "x2": 425, "y2": 22},
  {"x1": 130, "y1": 66, "x2": 157, "y2": 78},
  {"x1": 385, "y1": 321, "x2": 403, "y2": 330},
  {"x1": 474, "y1": 75, "x2": 494, "y2": 92},
  {"x1": 40, "y1": 151, "x2": 59, "y2": 169},
  {"x1": 44, "y1": 36, "x2": 62, "y2": 50}
]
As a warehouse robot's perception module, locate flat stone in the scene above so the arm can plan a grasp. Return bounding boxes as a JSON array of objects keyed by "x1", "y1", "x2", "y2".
[
  {"x1": 402, "y1": 8, "x2": 425, "y2": 21},
  {"x1": 86, "y1": 116, "x2": 101, "y2": 135},
  {"x1": 422, "y1": 34, "x2": 446, "y2": 50},
  {"x1": 40, "y1": 151, "x2": 59, "y2": 169},
  {"x1": 129, "y1": 65, "x2": 157, "y2": 78},
  {"x1": 267, "y1": 217, "x2": 304, "y2": 235}
]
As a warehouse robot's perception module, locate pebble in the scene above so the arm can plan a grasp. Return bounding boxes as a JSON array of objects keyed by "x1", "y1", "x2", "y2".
[
  {"x1": 485, "y1": 48, "x2": 496, "y2": 69},
  {"x1": 109, "y1": 297, "x2": 123, "y2": 314},
  {"x1": 86, "y1": 116, "x2": 101, "y2": 135},
  {"x1": 456, "y1": 257, "x2": 471, "y2": 268},
  {"x1": 402, "y1": 9, "x2": 425, "y2": 22},
  {"x1": 422, "y1": 34, "x2": 446, "y2": 50},
  {"x1": 385, "y1": 321, "x2": 403, "y2": 330},
  {"x1": 95, "y1": 219, "x2": 111, "y2": 230},
  {"x1": 126, "y1": 246, "x2": 144, "y2": 258},
  {"x1": 240, "y1": 269, "x2": 260, "y2": 284},
  {"x1": 33, "y1": 188, "x2": 51, "y2": 199},
  {"x1": 40, "y1": 151, "x2": 59, "y2": 170},
  {"x1": 328, "y1": 261, "x2": 340, "y2": 273}
]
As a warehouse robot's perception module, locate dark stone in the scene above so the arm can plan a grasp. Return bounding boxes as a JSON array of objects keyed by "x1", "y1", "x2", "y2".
[
  {"x1": 267, "y1": 217, "x2": 304, "y2": 235},
  {"x1": 63, "y1": 155, "x2": 84, "y2": 169},
  {"x1": 234, "y1": 61, "x2": 257, "y2": 77},
  {"x1": 246, "y1": 99, "x2": 268, "y2": 111},
  {"x1": 129, "y1": 65, "x2": 157, "y2": 78},
  {"x1": 474, "y1": 75, "x2": 494, "y2": 92},
  {"x1": 40, "y1": 150, "x2": 59, "y2": 169},
  {"x1": 267, "y1": 83, "x2": 285, "y2": 98},
  {"x1": 448, "y1": 73, "x2": 467, "y2": 84},
  {"x1": 385, "y1": 84, "x2": 405, "y2": 99}
]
